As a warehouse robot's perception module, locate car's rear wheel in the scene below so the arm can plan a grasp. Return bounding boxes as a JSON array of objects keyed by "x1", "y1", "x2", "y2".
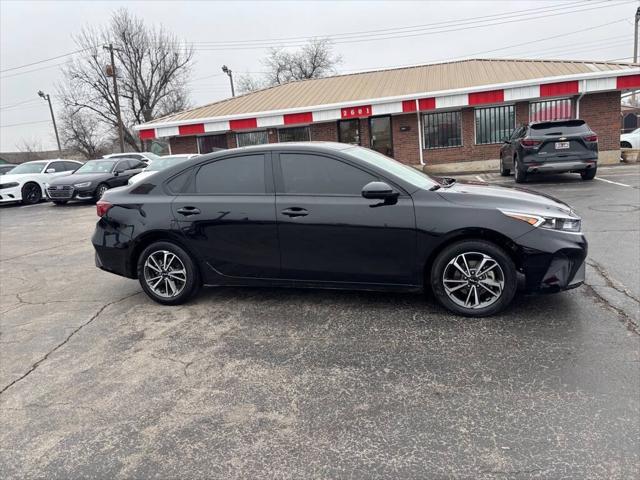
[
  {"x1": 95, "y1": 183, "x2": 109, "y2": 201},
  {"x1": 430, "y1": 240, "x2": 517, "y2": 317},
  {"x1": 581, "y1": 167, "x2": 597, "y2": 180},
  {"x1": 514, "y1": 156, "x2": 527, "y2": 183},
  {"x1": 137, "y1": 241, "x2": 200, "y2": 305},
  {"x1": 21, "y1": 182, "x2": 42, "y2": 205},
  {"x1": 499, "y1": 157, "x2": 510, "y2": 176}
]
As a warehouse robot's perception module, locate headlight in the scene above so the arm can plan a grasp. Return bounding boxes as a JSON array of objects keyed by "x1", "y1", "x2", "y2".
[
  {"x1": 74, "y1": 182, "x2": 92, "y2": 188},
  {"x1": 500, "y1": 209, "x2": 581, "y2": 232},
  {"x1": 0, "y1": 182, "x2": 19, "y2": 189}
]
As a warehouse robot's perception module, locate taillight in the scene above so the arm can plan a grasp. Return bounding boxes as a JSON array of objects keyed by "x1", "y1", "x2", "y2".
[
  {"x1": 584, "y1": 134, "x2": 598, "y2": 142},
  {"x1": 96, "y1": 200, "x2": 112, "y2": 217},
  {"x1": 521, "y1": 138, "x2": 542, "y2": 147}
]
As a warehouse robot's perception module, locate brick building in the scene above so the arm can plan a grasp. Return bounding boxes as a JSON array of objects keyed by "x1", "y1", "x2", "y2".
[{"x1": 135, "y1": 59, "x2": 640, "y2": 167}]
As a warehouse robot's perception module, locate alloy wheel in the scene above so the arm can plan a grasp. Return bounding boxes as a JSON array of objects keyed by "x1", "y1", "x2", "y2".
[
  {"x1": 24, "y1": 184, "x2": 40, "y2": 203},
  {"x1": 442, "y1": 251, "x2": 505, "y2": 310},
  {"x1": 143, "y1": 250, "x2": 187, "y2": 298}
]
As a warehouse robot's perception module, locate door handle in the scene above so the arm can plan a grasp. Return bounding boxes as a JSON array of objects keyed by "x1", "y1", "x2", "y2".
[
  {"x1": 281, "y1": 207, "x2": 308, "y2": 217},
  {"x1": 176, "y1": 206, "x2": 201, "y2": 216}
]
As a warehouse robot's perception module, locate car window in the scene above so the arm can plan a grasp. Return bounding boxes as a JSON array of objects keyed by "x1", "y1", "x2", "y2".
[
  {"x1": 64, "y1": 162, "x2": 79, "y2": 171},
  {"x1": 195, "y1": 155, "x2": 265, "y2": 194},
  {"x1": 8, "y1": 162, "x2": 47, "y2": 174},
  {"x1": 530, "y1": 120, "x2": 589, "y2": 136},
  {"x1": 76, "y1": 160, "x2": 116, "y2": 174},
  {"x1": 132, "y1": 161, "x2": 146, "y2": 169},
  {"x1": 509, "y1": 127, "x2": 523, "y2": 140},
  {"x1": 280, "y1": 153, "x2": 376, "y2": 195},
  {"x1": 47, "y1": 161, "x2": 68, "y2": 172}
]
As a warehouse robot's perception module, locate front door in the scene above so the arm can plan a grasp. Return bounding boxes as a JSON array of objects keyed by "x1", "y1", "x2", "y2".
[
  {"x1": 369, "y1": 116, "x2": 393, "y2": 157},
  {"x1": 274, "y1": 151, "x2": 417, "y2": 285},
  {"x1": 171, "y1": 153, "x2": 280, "y2": 280}
]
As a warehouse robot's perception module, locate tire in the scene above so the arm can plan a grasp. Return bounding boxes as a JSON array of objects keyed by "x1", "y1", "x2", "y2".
[
  {"x1": 94, "y1": 183, "x2": 109, "y2": 201},
  {"x1": 499, "y1": 157, "x2": 510, "y2": 176},
  {"x1": 52, "y1": 200, "x2": 68, "y2": 205},
  {"x1": 137, "y1": 241, "x2": 200, "y2": 305},
  {"x1": 430, "y1": 240, "x2": 518, "y2": 317},
  {"x1": 21, "y1": 182, "x2": 42, "y2": 205},
  {"x1": 581, "y1": 167, "x2": 597, "y2": 180},
  {"x1": 514, "y1": 156, "x2": 527, "y2": 184}
]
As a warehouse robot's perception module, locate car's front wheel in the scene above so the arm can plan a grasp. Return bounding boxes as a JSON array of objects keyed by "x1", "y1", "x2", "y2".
[
  {"x1": 21, "y1": 182, "x2": 42, "y2": 205},
  {"x1": 430, "y1": 240, "x2": 518, "y2": 317},
  {"x1": 94, "y1": 183, "x2": 109, "y2": 201},
  {"x1": 137, "y1": 241, "x2": 200, "y2": 305}
]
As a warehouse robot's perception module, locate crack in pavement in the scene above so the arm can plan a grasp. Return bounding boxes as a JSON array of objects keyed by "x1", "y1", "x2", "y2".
[
  {"x1": 587, "y1": 259, "x2": 640, "y2": 304},
  {"x1": 583, "y1": 283, "x2": 639, "y2": 336},
  {"x1": 0, "y1": 291, "x2": 142, "y2": 396},
  {"x1": 0, "y1": 239, "x2": 87, "y2": 263}
]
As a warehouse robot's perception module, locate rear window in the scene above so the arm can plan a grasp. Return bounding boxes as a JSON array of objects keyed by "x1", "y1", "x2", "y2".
[{"x1": 530, "y1": 120, "x2": 589, "y2": 136}]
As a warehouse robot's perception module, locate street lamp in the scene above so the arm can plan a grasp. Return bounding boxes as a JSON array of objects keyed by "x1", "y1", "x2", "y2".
[
  {"x1": 222, "y1": 65, "x2": 235, "y2": 97},
  {"x1": 37, "y1": 90, "x2": 62, "y2": 157}
]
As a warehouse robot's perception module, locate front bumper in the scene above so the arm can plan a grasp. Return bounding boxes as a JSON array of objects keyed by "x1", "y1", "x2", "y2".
[
  {"x1": 0, "y1": 185, "x2": 22, "y2": 203},
  {"x1": 516, "y1": 228, "x2": 588, "y2": 293}
]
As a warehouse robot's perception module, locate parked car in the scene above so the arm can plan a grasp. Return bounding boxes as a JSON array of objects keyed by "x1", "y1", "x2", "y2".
[
  {"x1": 0, "y1": 159, "x2": 82, "y2": 205},
  {"x1": 46, "y1": 157, "x2": 146, "y2": 204},
  {"x1": 104, "y1": 152, "x2": 161, "y2": 165},
  {"x1": 92, "y1": 142, "x2": 586, "y2": 317},
  {"x1": 620, "y1": 127, "x2": 640, "y2": 149},
  {"x1": 499, "y1": 119, "x2": 598, "y2": 183},
  {"x1": 0, "y1": 164, "x2": 16, "y2": 175},
  {"x1": 128, "y1": 154, "x2": 198, "y2": 185}
]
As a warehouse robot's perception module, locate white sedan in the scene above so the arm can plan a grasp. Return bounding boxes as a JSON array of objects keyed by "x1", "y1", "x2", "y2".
[
  {"x1": 0, "y1": 159, "x2": 82, "y2": 205},
  {"x1": 620, "y1": 128, "x2": 640, "y2": 149},
  {"x1": 128, "y1": 154, "x2": 197, "y2": 185}
]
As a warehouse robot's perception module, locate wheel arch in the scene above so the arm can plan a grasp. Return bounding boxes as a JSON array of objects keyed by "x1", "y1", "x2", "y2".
[
  {"x1": 128, "y1": 230, "x2": 201, "y2": 280},
  {"x1": 423, "y1": 228, "x2": 523, "y2": 288}
]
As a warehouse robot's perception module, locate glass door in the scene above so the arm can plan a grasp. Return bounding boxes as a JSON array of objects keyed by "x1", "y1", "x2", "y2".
[{"x1": 369, "y1": 116, "x2": 393, "y2": 157}]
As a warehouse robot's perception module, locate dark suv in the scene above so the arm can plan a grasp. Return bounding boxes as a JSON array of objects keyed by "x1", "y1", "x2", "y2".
[{"x1": 500, "y1": 119, "x2": 598, "y2": 183}]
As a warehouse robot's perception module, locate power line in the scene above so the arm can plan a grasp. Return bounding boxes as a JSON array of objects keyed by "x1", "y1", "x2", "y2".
[
  {"x1": 0, "y1": 48, "x2": 90, "y2": 74},
  {"x1": 0, "y1": 119, "x2": 50, "y2": 128},
  {"x1": 0, "y1": 98, "x2": 41, "y2": 110},
  {"x1": 0, "y1": 60, "x2": 71, "y2": 80}
]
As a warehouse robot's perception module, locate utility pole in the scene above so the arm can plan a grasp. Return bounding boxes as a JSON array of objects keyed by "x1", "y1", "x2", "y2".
[
  {"x1": 635, "y1": 7, "x2": 640, "y2": 63},
  {"x1": 37, "y1": 90, "x2": 62, "y2": 157},
  {"x1": 222, "y1": 65, "x2": 235, "y2": 97},
  {"x1": 104, "y1": 43, "x2": 125, "y2": 153}
]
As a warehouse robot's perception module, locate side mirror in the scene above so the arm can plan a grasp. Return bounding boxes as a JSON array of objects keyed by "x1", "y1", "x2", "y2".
[
  {"x1": 362, "y1": 181, "x2": 399, "y2": 200},
  {"x1": 46, "y1": 168, "x2": 56, "y2": 173},
  {"x1": 114, "y1": 169, "x2": 125, "y2": 176}
]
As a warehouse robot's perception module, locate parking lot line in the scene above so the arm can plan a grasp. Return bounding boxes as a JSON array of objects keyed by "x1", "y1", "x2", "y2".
[{"x1": 595, "y1": 177, "x2": 632, "y2": 188}]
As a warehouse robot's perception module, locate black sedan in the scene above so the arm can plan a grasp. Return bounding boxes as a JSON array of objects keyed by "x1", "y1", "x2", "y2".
[
  {"x1": 92, "y1": 142, "x2": 587, "y2": 317},
  {"x1": 500, "y1": 119, "x2": 598, "y2": 183},
  {"x1": 46, "y1": 157, "x2": 146, "y2": 204}
]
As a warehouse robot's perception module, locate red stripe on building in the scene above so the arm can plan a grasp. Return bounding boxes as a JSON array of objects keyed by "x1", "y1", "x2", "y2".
[
  {"x1": 341, "y1": 105, "x2": 371, "y2": 119},
  {"x1": 468, "y1": 89, "x2": 504, "y2": 105},
  {"x1": 283, "y1": 112, "x2": 313, "y2": 125},
  {"x1": 616, "y1": 74, "x2": 640, "y2": 89},
  {"x1": 418, "y1": 97, "x2": 436, "y2": 110},
  {"x1": 139, "y1": 128, "x2": 156, "y2": 140},
  {"x1": 402, "y1": 100, "x2": 417, "y2": 112},
  {"x1": 178, "y1": 123, "x2": 205, "y2": 136},
  {"x1": 229, "y1": 118, "x2": 258, "y2": 130},
  {"x1": 540, "y1": 81, "x2": 579, "y2": 97}
]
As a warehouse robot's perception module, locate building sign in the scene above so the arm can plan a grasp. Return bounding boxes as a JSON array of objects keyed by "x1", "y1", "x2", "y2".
[{"x1": 341, "y1": 105, "x2": 371, "y2": 119}]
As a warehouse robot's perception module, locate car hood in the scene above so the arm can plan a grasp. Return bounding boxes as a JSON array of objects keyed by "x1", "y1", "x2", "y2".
[
  {"x1": 48, "y1": 173, "x2": 110, "y2": 185},
  {"x1": 0, "y1": 173, "x2": 42, "y2": 183},
  {"x1": 437, "y1": 180, "x2": 576, "y2": 217}
]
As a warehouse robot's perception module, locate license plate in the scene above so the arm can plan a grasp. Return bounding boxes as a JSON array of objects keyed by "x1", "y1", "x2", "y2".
[{"x1": 555, "y1": 142, "x2": 570, "y2": 149}]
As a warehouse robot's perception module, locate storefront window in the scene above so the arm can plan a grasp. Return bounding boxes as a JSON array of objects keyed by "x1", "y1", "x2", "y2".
[
  {"x1": 198, "y1": 133, "x2": 228, "y2": 153},
  {"x1": 529, "y1": 99, "x2": 573, "y2": 122},
  {"x1": 338, "y1": 119, "x2": 360, "y2": 145},
  {"x1": 475, "y1": 105, "x2": 515, "y2": 145},
  {"x1": 423, "y1": 111, "x2": 462, "y2": 149},
  {"x1": 278, "y1": 126, "x2": 310, "y2": 142},
  {"x1": 236, "y1": 131, "x2": 268, "y2": 147}
]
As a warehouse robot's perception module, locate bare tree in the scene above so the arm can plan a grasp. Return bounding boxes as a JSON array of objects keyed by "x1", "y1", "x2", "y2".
[
  {"x1": 60, "y1": 109, "x2": 109, "y2": 159},
  {"x1": 16, "y1": 138, "x2": 46, "y2": 161},
  {"x1": 58, "y1": 8, "x2": 193, "y2": 151},
  {"x1": 237, "y1": 38, "x2": 341, "y2": 93}
]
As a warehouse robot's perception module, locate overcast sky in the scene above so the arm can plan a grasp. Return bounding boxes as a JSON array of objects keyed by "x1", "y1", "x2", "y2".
[{"x1": 1, "y1": 0, "x2": 638, "y2": 152}]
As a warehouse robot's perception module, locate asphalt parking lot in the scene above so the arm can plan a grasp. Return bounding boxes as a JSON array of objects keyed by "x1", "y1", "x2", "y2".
[{"x1": 1, "y1": 164, "x2": 639, "y2": 479}]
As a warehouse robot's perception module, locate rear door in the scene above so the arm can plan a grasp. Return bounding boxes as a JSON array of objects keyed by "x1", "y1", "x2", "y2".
[
  {"x1": 171, "y1": 152, "x2": 280, "y2": 280},
  {"x1": 274, "y1": 150, "x2": 417, "y2": 285}
]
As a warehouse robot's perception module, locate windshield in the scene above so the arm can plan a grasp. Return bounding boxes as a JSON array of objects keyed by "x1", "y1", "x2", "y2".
[
  {"x1": 145, "y1": 152, "x2": 161, "y2": 161},
  {"x1": 345, "y1": 146, "x2": 438, "y2": 190},
  {"x1": 8, "y1": 162, "x2": 46, "y2": 174},
  {"x1": 75, "y1": 160, "x2": 116, "y2": 174},
  {"x1": 145, "y1": 155, "x2": 189, "y2": 172}
]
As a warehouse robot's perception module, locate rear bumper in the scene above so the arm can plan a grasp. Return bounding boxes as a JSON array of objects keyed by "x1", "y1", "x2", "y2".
[
  {"x1": 92, "y1": 220, "x2": 136, "y2": 278},
  {"x1": 525, "y1": 160, "x2": 597, "y2": 174}
]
